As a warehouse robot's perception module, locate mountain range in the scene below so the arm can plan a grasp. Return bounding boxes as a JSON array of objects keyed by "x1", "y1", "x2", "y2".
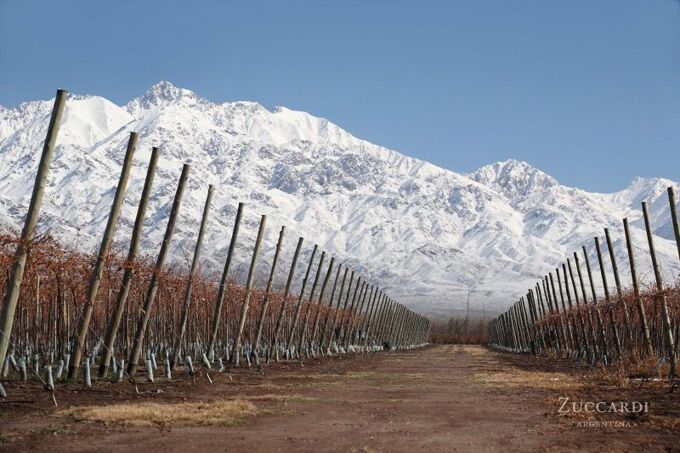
[{"x1": 1, "y1": 81, "x2": 678, "y2": 317}]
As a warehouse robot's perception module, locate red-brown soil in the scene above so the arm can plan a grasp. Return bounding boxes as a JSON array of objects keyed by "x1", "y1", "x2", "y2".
[{"x1": 1, "y1": 345, "x2": 679, "y2": 452}]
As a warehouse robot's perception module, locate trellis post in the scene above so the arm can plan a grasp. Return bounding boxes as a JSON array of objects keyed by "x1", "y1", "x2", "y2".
[
  {"x1": 0, "y1": 89, "x2": 68, "y2": 369},
  {"x1": 70, "y1": 132, "x2": 138, "y2": 379},
  {"x1": 99, "y1": 147, "x2": 159, "y2": 378},
  {"x1": 127, "y1": 164, "x2": 190, "y2": 377}
]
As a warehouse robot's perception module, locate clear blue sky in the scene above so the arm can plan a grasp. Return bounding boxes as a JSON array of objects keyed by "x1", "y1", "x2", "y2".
[{"x1": 1, "y1": 0, "x2": 678, "y2": 192}]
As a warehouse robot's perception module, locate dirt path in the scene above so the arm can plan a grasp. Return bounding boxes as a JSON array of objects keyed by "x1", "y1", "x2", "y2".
[{"x1": 1, "y1": 345, "x2": 678, "y2": 452}]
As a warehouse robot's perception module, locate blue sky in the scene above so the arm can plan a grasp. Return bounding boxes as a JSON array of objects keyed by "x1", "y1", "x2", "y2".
[{"x1": 1, "y1": 0, "x2": 678, "y2": 192}]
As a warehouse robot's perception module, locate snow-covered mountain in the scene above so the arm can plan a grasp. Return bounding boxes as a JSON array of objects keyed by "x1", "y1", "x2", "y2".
[{"x1": 1, "y1": 81, "x2": 678, "y2": 317}]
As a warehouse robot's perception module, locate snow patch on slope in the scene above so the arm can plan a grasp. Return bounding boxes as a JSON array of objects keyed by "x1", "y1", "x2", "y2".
[{"x1": 1, "y1": 82, "x2": 678, "y2": 317}]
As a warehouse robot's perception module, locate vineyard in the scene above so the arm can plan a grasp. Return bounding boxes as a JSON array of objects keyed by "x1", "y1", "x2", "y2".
[
  {"x1": 0, "y1": 90, "x2": 430, "y2": 399},
  {"x1": 2, "y1": 89, "x2": 680, "y2": 451},
  {"x1": 4, "y1": 1, "x2": 680, "y2": 448},
  {"x1": 489, "y1": 186, "x2": 680, "y2": 381}
]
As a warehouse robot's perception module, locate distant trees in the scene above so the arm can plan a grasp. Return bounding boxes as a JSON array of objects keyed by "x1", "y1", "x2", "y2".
[{"x1": 429, "y1": 316, "x2": 489, "y2": 344}]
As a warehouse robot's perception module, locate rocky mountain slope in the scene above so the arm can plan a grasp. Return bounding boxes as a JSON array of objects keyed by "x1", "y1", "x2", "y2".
[{"x1": 1, "y1": 82, "x2": 678, "y2": 317}]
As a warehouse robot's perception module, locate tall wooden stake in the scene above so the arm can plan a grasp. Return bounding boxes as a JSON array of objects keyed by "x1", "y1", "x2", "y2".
[
  {"x1": 296, "y1": 251, "x2": 327, "y2": 357},
  {"x1": 207, "y1": 202, "x2": 244, "y2": 360},
  {"x1": 582, "y1": 246, "x2": 609, "y2": 361},
  {"x1": 669, "y1": 187, "x2": 680, "y2": 262},
  {"x1": 316, "y1": 263, "x2": 343, "y2": 352},
  {"x1": 270, "y1": 237, "x2": 304, "y2": 360},
  {"x1": 127, "y1": 164, "x2": 190, "y2": 376},
  {"x1": 322, "y1": 267, "x2": 350, "y2": 351},
  {"x1": 231, "y1": 215, "x2": 267, "y2": 365},
  {"x1": 574, "y1": 252, "x2": 599, "y2": 357},
  {"x1": 0, "y1": 89, "x2": 68, "y2": 369},
  {"x1": 70, "y1": 132, "x2": 138, "y2": 379},
  {"x1": 623, "y1": 218, "x2": 653, "y2": 356},
  {"x1": 595, "y1": 236, "x2": 622, "y2": 359},
  {"x1": 308, "y1": 257, "x2": 336, "y2": 353},
  {"x1": 99, "y1": 147, "x2": 159, "y2": 378},
  {"x1": 642, "y1": 201, "x2": 677, "y2": 379},
  {"x1": 252, "y1": 226, "x2": 285, "y2": 353},
  {"x1": 286, "y1": 245, "x2": 318, "y2": 353},
  {"x1": 171, "y1": 185, "x2": 214, "y2": 370},
  {"x1": 604, "y1": 228, "x2": 634, "y2": 350}
]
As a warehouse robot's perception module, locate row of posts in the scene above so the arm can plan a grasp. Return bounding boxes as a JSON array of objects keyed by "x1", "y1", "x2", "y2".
[
  {"x1": 489, "y1": 187, "x2": 680, "y2": 380},
  {"x1": 0, "y1": 89, "x2": 430, "y2": 395}
]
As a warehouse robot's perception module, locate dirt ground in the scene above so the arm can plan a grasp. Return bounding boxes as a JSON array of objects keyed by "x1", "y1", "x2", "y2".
[{"x1": 1, "y1": 345, "x2": 679, "y2": 452}]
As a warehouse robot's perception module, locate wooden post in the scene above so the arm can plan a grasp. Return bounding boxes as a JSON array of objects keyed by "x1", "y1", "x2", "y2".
[
  {"x1": 364, "y1": 287, "x2": 380, "y2": 345},
  {"x1": 344, "y1": 282, "x2": 371, "y2": 352},
  {"x1": 252, "y1": 226, "x2": 286, "y2": 354},
  {"x1": 595, "y1": 236, "x2": 623, "y2": 359},
  {"x1": 338, "y1": 276, "x2": 361, "y2": 347},
  {"x1": 535, "y1": 284, "x2": 545, "y2": 318},
  {"x1": 170, "y1": 185, "x2": 214, "y2": 370},
  {"x1": 359, "y1": 287, "x2": 380, "y2": 350},
  {"x1": 383, "y1": 300, "x2": 396, "y2": 347},
  {"x1": 374, "y1": 294, "x2": 392, "y2": 349},
  {"x1": 669, "y1": 187, "x2": 680, "y2": 262},
  {"x1": 361, "y1": 291, "x2": 382, "y2": 349},
  {"x1": 513, "y1": 305, "x2": 523, "y2": 351},
  {"x1": 521, "y1": 298, "x2": 534, "y2": 352},
  {"x1": 389, "y1": 304, "x2": 406, "y2": 348},
  {"x1": 559, "y1": 264, "x2": 580, "y2": 352},
  {"x1": 364, "y1": 287, "x2": 381, "y2": 346},
  {"x1": 270, "y1": 237, "x2": 304, "y2": 360},
  {"x1": 540, "y1": 278, "x2": 558, "y2": 350},
  {"x1": 642, "y1": 201, "x2": 677, "y2": 378},
  {"x1": 322, "y1": 267, "x2": 350, "y2": 352},
  {"x1": 566, "y1": 259, "x2": 591, "y2": 357},
  {"x1": 345, "y1": 283, "x2": 371, "y2": 351},
  {"x1": 69, "y1": 132, "x2": 138, "y2": 379},
  {"x1": 99, "y1": 147, "x2": 159, "y2": 377},
  {"x1": 549, "y1": 273, "x2": 569, "y2": 351},
  {"x1": 286, "y1": 245, "x2": 318, "y2": 354},
  {"x1": 385, "y1": 302, "x2": 400, "y2": 348},
  {"x1": 34, "y1": 277, "x2": 40, "y2": 355},
  {"x1": 127, "y1": 164, "x2": 190, "y2": 377},
  {"x1": 207, "y1": 202, "x2": 244, "y2": 360},
  {"x1": 516, "y1": 302, "x2": 529, "y2": 351},
  {"x1": 573, "y1": 252, "x2": 599, "y2": 357},
  {"x1": 535, "y1": 283, "x2": 551, "y2": 349},
  {"x1": 555, "y1": 268, "x2": 575, "y2": 349},
  {"x1": 604, "y1": 228, "x2": 634, "y2": 349},
  {"x1": 528, "y1": 290, "x2": 544, "y2": 352},
  {"x1": 582, "y1": 246, "x2": 609, "y2": 361},
  {"x1": 400, "y1": 309, "x2": 414, "y2": 348},
  {"x1": 369, "y1": 296, "x2": 385, "y2": 348},
  {"x1": 340, "y1": 279, "x2": 364, "y2": 349},
  {"x1": 231, "y1": 215, "x2": 267, "y2": 365},
  {"x1": 533, "y1": 285, "x2": 549, "y2": 350},
  {"x1": 0, "y1": 89, "x2": 68, "y2": 368},
  {"x1": 308, "y1": 257, "x2": 336, "y2": 353},
  {"x1": 316, "y1": 263, "x2": 343, "y2": 352},
  {"x1": 500, "y1": 313, "x2": 511, "y2": 349},
  {"x1": 623, "y1": 218, "x2": 653, "y2": 356},
  {"x1": 514, "y1": 300, "x2": 527, "y2": 352},
  {"x1": 295, "y1": 251, "x2": 326, "y2": 358}
]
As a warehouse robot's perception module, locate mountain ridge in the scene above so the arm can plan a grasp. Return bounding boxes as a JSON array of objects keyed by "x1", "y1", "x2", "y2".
[{"x1": 0, "y1": 81, "x2": 678, "y2": 317}]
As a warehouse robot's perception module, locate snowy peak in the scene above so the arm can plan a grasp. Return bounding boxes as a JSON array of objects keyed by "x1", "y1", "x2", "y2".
[
  {"x1": 124, "y1": 81, "x2": 348, "y2": 148},
  {"x1": 609, "y1": 176, "x2": 678, "y2": 207},
  {"x1": 125, "y1": 80, "x2": 209, "y2": 115},
  {"x1": 470, "y1": 159, "x2": 559, "y2": 200},
  {"x1": 0, "y1": 83, "x2": 678, "y2": 317},
  {"x1": 119, "y1": 82, "x2": 427, "y2": 172},
  {"x1": 60, "y1": 96, "x2": 133, "y2": 146}
]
